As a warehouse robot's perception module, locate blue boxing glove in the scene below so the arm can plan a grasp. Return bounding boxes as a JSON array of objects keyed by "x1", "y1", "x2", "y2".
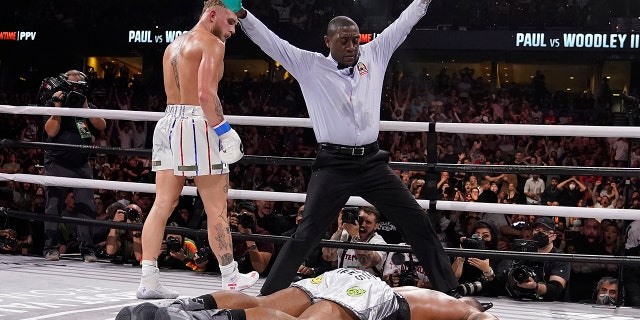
[{"x1": 221, "y1": 0, "x2": 242, "y2": 13}]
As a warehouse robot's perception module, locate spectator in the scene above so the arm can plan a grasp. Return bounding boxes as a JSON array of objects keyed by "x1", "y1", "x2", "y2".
[
  {"x1": 593, "y1": 276, "x2": 619, "y2": 305},
  {"x1": 253, "y1": 186, "x2": 292, "y2": 236},
  {"x1": 507, "y1": 217, "x2": 570, "y2": 301},
  {"x1": 451, "y1": 220, "x2": 510, "y2": 297},
  {"x1": 159, "y1": 223, "x2": 207, "y2": 272},
  {"x1": 1, "y1": 153, "x2": 21, "y2": 174},
  {"x1": 523, "y1": 174, "x2": 544, "y2": 205},
  {"x1": 105, "y1": 203, "x2": 143, "y2": 264},
  {"x1": 568, "y1": 218, "x2": 610, "y2": 302},
  {"x1": 322, "y1": 207, "x2": 388, "y2": 278},
  {"x1": 281, "y1": 205, "x2": 332, "y2": 280},
  {"x1": 230, "y1": 201, "x2": 274, "y2": 275},
  {"x1": 558, "y1": 177, "x2": 587, "y2": 207}
]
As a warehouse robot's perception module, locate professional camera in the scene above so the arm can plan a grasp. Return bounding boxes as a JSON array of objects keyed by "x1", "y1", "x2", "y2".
[
  {"x1": 506, "y1": 239, "x2": 543, "y2": 300},
  {"x1": 390, "y1": 252, "x2": 420, "y2": 287},
  {"x1": 458, "y1": 279, "x2": 487, "y2": 296},
  {"x1": 230, "y1": 212, "x2": 255, "y2": 232},
  {"x1": 0, "y1": 235, "x2": 18, "y2": 249},
  {"x1": 193, "y1": 247, "x2": 212, "y2": 265},
  {"x1": 461, "y1": 233, "x2": 485, "y2": 250},
  {"x1": 341, "y1": 206, "x2": 363, "y2": 225},
  {"x1": 164, "y1": 236, "x2": 183, "y2": 253},
  {"x1": 123, "y1": 208, "x2": 140, "y2": 221},
  {"x1": 38, "y1": 74, "x2": 89, "y2": 108}
]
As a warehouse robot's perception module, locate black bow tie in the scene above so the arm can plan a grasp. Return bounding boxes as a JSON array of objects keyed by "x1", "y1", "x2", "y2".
[{"x1": 337, "y1": 64, "x2": 352, "y2": 70}]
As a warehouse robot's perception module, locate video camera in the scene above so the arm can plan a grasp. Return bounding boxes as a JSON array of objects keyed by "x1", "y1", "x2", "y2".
[
  {"x1": 390, "y1": 252, "x2": 420, "y2": 287},
  {"x1": 506, "y1": 239, "x2": 543, "y2": 300},
  {"x1": 38, "y1": 73, "x2": 89, "y2": 108},
  {"x1": 341, "y1": 206, "x2": 363, "y2": 225}
]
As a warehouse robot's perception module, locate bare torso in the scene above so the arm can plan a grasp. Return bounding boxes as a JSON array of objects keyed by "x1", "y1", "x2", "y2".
[{"x1": 162, "y1": 28, "x2": 224, "y2": 105}]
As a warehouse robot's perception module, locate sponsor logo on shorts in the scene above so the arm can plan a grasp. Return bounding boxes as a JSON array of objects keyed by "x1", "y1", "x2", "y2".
[
  {"x1": 310, "y1": 275, "x2": 324, "y2": 284},
  {"x1": 346, "y1": 286, "x2": 366, "y2": 297}
]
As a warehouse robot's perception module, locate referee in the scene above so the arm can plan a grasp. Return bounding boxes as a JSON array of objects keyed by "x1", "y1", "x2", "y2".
[{"x1": 235, "y1": 0, "x2": 460, "y2": 296}]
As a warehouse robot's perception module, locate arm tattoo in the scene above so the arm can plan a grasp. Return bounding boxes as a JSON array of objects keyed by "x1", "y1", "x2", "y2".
[{"x1": 213, "y1": 94, "x2": 224, "y2": 119}]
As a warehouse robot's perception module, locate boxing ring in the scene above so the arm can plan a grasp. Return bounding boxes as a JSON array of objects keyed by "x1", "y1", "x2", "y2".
[{"x1": 2, "y1": 104, "x2": 640, "y2": 319}]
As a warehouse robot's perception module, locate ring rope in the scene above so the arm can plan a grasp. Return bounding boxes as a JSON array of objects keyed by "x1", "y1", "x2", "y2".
[
  {"x1": 3, "y1": 207, "x2": 640, "y2": 266},
  {"x1": 4, "y1": 104, "x2": 640, "y2": 137},
  {"x1": 2, "y1": 172, "x2": 638, "y2": 221},
  {"x1": 5, "y1": 139, "x2": 640, "y2": 177}
]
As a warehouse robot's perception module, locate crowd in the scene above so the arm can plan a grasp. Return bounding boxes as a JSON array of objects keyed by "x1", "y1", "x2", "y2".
[
  {"x1": 2, "y1": 0, "x2": 628, "y2": 34},
  {"x1": 1, "y1": 61, "x2": 639, "y2": 306}
]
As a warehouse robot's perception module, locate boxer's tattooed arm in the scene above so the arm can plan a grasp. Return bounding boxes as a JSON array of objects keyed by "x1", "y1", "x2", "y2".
[{"x1": 213, "y1": 94, "x2": 224, "y2": 120}]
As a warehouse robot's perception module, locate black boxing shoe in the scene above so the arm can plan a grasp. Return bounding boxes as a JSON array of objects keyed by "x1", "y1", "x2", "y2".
[{"x1": 116, "y1": 302, "x2": 160, "y2": 320}]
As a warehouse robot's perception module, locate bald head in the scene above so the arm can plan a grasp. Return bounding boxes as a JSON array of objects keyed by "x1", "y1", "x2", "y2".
[{"x1": 327, "y1": 16, "x2": 358, "y2": 37}]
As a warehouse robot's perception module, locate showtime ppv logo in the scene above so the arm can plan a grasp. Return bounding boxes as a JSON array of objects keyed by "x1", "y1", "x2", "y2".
[{"x1": 0, "y1": 31, "x2": 37, "y2": 41}]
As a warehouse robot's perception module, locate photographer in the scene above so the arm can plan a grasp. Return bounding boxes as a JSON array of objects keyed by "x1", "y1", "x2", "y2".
[
  {"x1": 230, "y1": 202, "x2": 274, "y2": 275},
  {"x1": 105, "y1": 203, "x2": 144, "y2": 264},
  {"x1": 383, "y1": 246, "x2": 430, "y2": 289},
  {"x1": 159, "y1": 224, "x2": 206, "y2": 272},
  {"x1": 451, "y1": 220, "x2": 510, "y2": 297},
  {"x1": 322, "y1": 206, "x2": 388, "y2": 278},
  {"x1": 0, "y1": 228, "x2": 20, "y2": 253},
  {"x1": 507, "y1": 217, "x2": 570, "y2": 301},
  {"x1": 41, "y1": 69, "x2": 106, "y2": 262}
]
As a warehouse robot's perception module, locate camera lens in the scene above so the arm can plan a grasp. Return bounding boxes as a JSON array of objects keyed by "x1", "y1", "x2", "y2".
[{"x1": 511, "y1": 267, "x2": 530, "y2": 283}]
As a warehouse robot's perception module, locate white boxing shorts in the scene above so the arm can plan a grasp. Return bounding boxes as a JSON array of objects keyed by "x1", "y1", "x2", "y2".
[
  {"x1": 152, "y1": 105, "x2": 229, "y2": 177},
  {"x1": 291, "y1": 268, "x2": 398, "y2": 320}
]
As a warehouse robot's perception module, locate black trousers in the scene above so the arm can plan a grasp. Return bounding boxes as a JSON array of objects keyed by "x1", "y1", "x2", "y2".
[
  {"x1": 260, "y1": 148, "x2": 459, "y2": 294},
  {"x1": 44, "y1": 159, "x2": 96, "y2": 252}
]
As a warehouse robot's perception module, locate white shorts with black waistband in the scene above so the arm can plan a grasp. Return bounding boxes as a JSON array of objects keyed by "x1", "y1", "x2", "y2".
[
  {"x1": 152, "y1": 105, "x2": 229, "y2": 177},
  {"x1": 291, "y1": 268, "x2": 398, "y2": 320}
]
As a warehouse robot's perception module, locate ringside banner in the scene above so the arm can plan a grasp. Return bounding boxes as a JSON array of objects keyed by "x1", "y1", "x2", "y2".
[{"x1": 402, "y1": 30, "x2": 640, "y2": 53}]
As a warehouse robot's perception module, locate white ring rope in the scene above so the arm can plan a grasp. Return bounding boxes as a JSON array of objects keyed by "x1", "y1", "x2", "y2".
[
  {"x1": 3, "y1": 104, "x2": 640, "y2": 137},
  {"x1": 2, "y1": 172, "x2": 638, "y2": 221}
]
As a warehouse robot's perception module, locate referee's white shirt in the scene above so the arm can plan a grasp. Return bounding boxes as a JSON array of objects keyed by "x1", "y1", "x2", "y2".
[{"x1": 240, "y1": 0, "x2": 429, "y2": 146}]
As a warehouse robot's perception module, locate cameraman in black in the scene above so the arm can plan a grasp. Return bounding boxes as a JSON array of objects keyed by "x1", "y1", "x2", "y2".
[
  {"x1": 105, "y1": 203, "x2": 144, "y2": 264},
  {"x1": 452, "y1": 220, "x2": 510, "y2": 297},
  {"x1": 230, "y1": 201, "x2": 274, "y2": 275},
  {"x1": 42, "y1": 69, "x2": 106, "y2": 262},
  {"x1": 508, "y1": 216, "x2": 570, "y2": 301}
]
